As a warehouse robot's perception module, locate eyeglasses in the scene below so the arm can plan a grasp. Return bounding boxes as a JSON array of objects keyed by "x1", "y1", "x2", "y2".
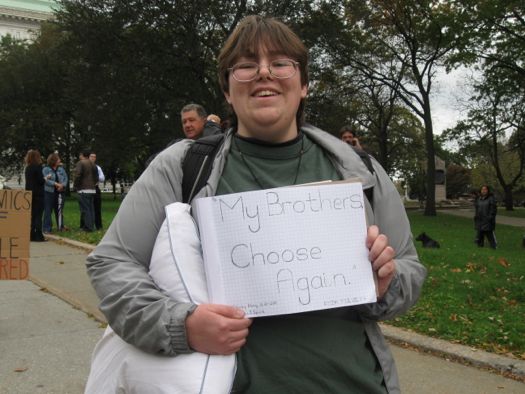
[{"x1": 228, "y1": 59, "x2": 299, "y2": 82}]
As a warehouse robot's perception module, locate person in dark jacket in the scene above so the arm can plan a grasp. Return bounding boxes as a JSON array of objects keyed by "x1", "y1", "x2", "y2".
[
  {"x1": 474, "y1": 185, "x2": 497, "y2": 248},
  {"x1": 74, "y1": 150, "x2": 99, "y2": 232},
  {"x1": 24, "y1": 149, "x2": 46, "y2": 242}
]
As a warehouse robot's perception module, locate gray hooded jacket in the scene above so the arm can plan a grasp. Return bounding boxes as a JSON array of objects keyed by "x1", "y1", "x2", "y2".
[{"x1": 86, "y1": 124, "x2": 427, "y2": 393}]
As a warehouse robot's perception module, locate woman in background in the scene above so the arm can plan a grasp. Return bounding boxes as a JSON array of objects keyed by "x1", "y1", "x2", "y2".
[
  {"x1": 24, "y1": 149, "x2": 46, "y2": 242},
  {"x1": 42, "y1": 153, "x2": 68, "y2": 233},
  {"x1": 474, "y1": 185, "x2": 497, "y2": 248}
]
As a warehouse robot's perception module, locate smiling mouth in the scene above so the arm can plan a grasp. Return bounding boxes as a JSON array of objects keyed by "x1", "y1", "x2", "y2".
[{"x1": 253, "y1": 90, "x2": 279, "y2": 97}]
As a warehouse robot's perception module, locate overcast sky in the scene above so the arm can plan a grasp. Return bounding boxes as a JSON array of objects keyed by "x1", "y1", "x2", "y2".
[{"x1": 430, "y1": 66, "x2": 475, "y2": 135}]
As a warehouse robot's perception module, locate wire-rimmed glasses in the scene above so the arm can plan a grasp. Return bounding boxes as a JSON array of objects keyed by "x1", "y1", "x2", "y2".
[{"x1": 229, "y1": 59, "x2": 299, "y2": 82}]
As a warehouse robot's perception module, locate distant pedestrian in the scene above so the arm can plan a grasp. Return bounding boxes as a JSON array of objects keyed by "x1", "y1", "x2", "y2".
[
  {"x1": 89, "y1": 152, "x2": 105, "y2": 230},
  {"x1": 339, "y1": 124, "x2": 363, "y2": 149},
  {"x1": 24, "y1": 149, "x2": 46, "y2": 242},
  {"x1": 42, "y1": 153, "x2": 68, "y2": 233},
  {"x1": 474, "y1": 185, "x2": 497, "y2": 248},
  {"x1": 56, "y1": 156, "x2": 69, "y2": 231},
  {"x1": 74, "y1": 150, "x2": 98, "y2": 232}
]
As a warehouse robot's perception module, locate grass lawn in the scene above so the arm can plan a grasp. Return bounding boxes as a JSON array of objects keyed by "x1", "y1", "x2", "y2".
[
  {"x1": 58, "y1": 197, "x2": 524, "y2": 359},
  {"x1": 403, "y1": 210, "x2": 525, "y2": 360},
  {"x1": 57, "y1": 192, "x2": 122, "y2": 244}
]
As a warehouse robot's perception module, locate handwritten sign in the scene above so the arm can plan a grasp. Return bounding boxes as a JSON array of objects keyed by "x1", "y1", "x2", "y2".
[
  {"x1": 193, "y1": 182, "x2": 376, "y2": 317},
  {"x1": 0, "y1": 190, "x2": 31, "y2": 280}
]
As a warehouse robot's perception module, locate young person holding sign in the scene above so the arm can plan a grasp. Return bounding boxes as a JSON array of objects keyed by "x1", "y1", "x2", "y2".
[{"x1": 86, "y1": 16, "x2": 426, "y2": 393}]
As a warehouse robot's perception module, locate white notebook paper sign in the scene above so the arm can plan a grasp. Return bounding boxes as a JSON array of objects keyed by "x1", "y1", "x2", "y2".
[{"x1": 192, "y1": 182, "x2": 377, "y2": 317}]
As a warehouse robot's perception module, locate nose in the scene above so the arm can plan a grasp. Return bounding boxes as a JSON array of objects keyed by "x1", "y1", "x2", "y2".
[{"x1": 257, "y1": 63, "x2": 272, "y2": 79}]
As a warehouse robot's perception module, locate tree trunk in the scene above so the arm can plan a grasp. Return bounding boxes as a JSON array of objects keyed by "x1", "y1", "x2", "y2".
[
  {"x1": 423, "y1": 104, "x2": 436, "y2": 216},
  {"x1": 503, "y1": 185, "x2": 514, "y2": 211}
]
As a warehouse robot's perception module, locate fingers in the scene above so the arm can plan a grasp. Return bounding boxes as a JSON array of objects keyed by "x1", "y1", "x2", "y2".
[
  {"x1": 366, "y1": 225, "x2": 379, "y2": 248},
  {"x1": 367, "y1": 225, "x2": 397, "y2": 299},
  {"x1": 185, "y1": 304, "x2": 251, "y2": 355},
  {"x1": 207, "y1": 303, "x2": 246, "y2": 319}
]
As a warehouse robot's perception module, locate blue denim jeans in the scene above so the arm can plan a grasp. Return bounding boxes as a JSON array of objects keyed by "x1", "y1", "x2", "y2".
[
  {"x1": 43, "y1": 191, "x2": 56, "y2": 232},
  {"x1": 78, "y1": 192, "x2": 95, "y2": 231}
]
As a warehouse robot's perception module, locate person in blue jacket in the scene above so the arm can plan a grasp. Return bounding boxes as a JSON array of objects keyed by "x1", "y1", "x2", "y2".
[{"x1": 42, "y1": 153, "x2": 68, "y2": 233}]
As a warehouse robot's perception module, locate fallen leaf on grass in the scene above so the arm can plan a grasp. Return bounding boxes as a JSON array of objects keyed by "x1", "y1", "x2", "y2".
[
  {"x1": 450, "y1": 268, "x2": 462, "y2": 273},
  {"x1": 497, "y1": 258, "x2": 510, "y2": 268},
  {"x1": 449, "y1": 313, "x2": 457, "y2": 321},
  {"x1": 14, "y1": 367, "x2": 28, "y2": 373}
]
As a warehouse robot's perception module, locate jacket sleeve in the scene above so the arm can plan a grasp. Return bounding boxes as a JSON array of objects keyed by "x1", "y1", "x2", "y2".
[
  {"x1": 58, "y1": 167, "x2": 68, "y2": 186},
  {"x1": 86, "y1": 141, "x2": 197, "y2": 356},
  {"x1": 355, "y1": 159, "x2": 427, "y2": 321},
  {"x1": 73, "y1": 162, "x2": 82, "y2": 189},
  {"x1": 490, "y1": 196, "x2": 497, "y2": 220},
  {"x1": 42, "y1": 167, "x2": 54, "y2": 188}
]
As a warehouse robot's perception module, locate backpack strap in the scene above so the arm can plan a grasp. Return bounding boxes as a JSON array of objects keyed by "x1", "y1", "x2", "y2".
[
  {"x1": 182, "y1": 134, "x2": 225, "y2": 203},
  {"x1": 351, "y1": 147, "x2": 375, "y2": 209}
]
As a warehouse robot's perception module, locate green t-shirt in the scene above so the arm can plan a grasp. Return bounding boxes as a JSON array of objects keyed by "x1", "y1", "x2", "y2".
[{"x1": 216, "y1": 133, "x2": 386, "y2": 394}]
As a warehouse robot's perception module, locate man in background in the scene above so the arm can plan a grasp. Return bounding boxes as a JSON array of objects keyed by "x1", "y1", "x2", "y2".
[
  {"x1": 181, "y1": 103, "x2": 221, "y2": 140},
  {"x1": 339, "y1": 124, "x2": 363, "y2": 149},
  {"x1": 90, "y1": 152, "x2": 105, "y2": 230},
  {"x1": 145, "y1": 104, "x2": 222, "y2": 167},
  {"x1": 74, "y1": 150, "x2": 98, "y2": 232}
]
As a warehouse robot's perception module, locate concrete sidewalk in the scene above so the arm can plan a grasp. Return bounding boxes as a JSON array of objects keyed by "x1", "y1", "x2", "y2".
[
  {"x1": 1, "y1": 237, "x2": 524, "y2": 393},
  {"x1": 438, "y1": 208, "x2": 525, "y2": 228}
]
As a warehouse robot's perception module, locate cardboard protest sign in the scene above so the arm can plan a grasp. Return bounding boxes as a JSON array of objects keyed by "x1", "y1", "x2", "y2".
[
  {"x1": 0, "y1": 190, "x2": 31, "y2": 280},
  {"x1": 193, "y1": 182, "x2": 376, "y2": 317}
]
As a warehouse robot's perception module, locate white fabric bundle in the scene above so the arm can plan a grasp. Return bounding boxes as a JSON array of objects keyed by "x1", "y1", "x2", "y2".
[{"x1": 85, "y1": 202, "x2": 236, "y2": 394}]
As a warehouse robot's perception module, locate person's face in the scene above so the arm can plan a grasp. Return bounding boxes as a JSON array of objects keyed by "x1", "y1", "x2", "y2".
[
  {"x1": 224, "y1": 49, "x2": 307, "y2": 143},
  {"x1": 181, "y1": 110, "x2": 206, "y2": 140},
  {"x1": 480, "y1": 186, "x2": 488, "y2": 196},
  {"x1": 341, "y1": 131, "x2": 355, "y2": 145},
  {"x1": 89, "y1": 153, "x2": 97, "y2": 163}
]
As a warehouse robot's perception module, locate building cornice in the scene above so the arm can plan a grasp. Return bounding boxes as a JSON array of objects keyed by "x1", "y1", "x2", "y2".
[{"x1": 0, "y1": 6, "x2": 53, "y2": 22}]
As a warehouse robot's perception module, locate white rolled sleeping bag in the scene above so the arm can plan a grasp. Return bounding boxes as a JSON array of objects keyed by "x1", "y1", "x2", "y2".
[{"x1": 85, "y1": 202, "x2": 236, "y2": 394}]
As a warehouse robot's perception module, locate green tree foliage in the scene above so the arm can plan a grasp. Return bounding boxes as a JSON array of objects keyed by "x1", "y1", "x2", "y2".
[
  {"x1": 444, "y1": 81, "x2": 524, "y2": 210},
  {"x1": 3, "y1": 0, "x2": 521, "y2": 198},
  {"x1": 333, "y1": 0, "x2": 470, "y2": 215},
  {"x1": 0, "y1": 25, "x2": 75, "y2": 177}
]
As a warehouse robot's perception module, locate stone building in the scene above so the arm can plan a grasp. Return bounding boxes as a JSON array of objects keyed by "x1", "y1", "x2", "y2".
[{"x1": 0, "y1": 0, "x2": 56, "y2": 41}]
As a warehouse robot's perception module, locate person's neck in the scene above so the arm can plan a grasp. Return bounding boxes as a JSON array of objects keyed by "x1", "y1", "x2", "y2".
[{"x1": 237, "y1": 124, "x2": 298, "y2": 144}]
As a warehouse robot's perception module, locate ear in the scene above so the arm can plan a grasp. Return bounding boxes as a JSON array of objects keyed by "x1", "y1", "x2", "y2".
[
  {"x1": 224, "y1": 90, "x2": 232, "y2": 104},
  {"x1": 301, "y1": 84, "x2": 308, "y2": 99}
]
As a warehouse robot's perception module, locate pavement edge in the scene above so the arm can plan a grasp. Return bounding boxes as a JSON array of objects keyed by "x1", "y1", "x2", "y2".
[{"x1": 35, "y1": 235, "x2": 525, "y2": 383}]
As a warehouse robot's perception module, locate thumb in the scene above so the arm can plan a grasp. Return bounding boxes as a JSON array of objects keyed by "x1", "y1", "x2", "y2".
[{"x1": 207, "y1": 304, "x2": 245, "y2": 319}]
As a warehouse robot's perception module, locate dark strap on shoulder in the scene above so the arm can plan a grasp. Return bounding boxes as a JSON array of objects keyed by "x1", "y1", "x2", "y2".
[
  {"x1": 182, "y1": 133, "x2": 375, "y2": 208},
  {"x1": 182, "y1": 134, "x2": 225, "y2": 203},
  {"x1": 351, "y1": 147, "x2": 374, "y2": 209},
  {"x1": 352, "y1": 146, "x2": 375, "y2": 175}
]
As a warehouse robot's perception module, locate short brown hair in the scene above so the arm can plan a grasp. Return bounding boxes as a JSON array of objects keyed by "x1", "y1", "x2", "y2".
[
  {"x1": 47, "y1": 153, "x2": 59, "y2": 167},
  {"x1": 339, "y1": 124, "x2": 357, "y2": 137},
  {"x1": 218, "y1": 15, "x2": 309, "y2": 128}
]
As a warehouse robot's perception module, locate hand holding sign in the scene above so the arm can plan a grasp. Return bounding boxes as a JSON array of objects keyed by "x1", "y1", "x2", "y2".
[
  {"x1": 186, "y1": 304, "x2": 252, "y2": 355},
  {"x1": 366, "y1": 225, "x2": 396, "y2": 299}
]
